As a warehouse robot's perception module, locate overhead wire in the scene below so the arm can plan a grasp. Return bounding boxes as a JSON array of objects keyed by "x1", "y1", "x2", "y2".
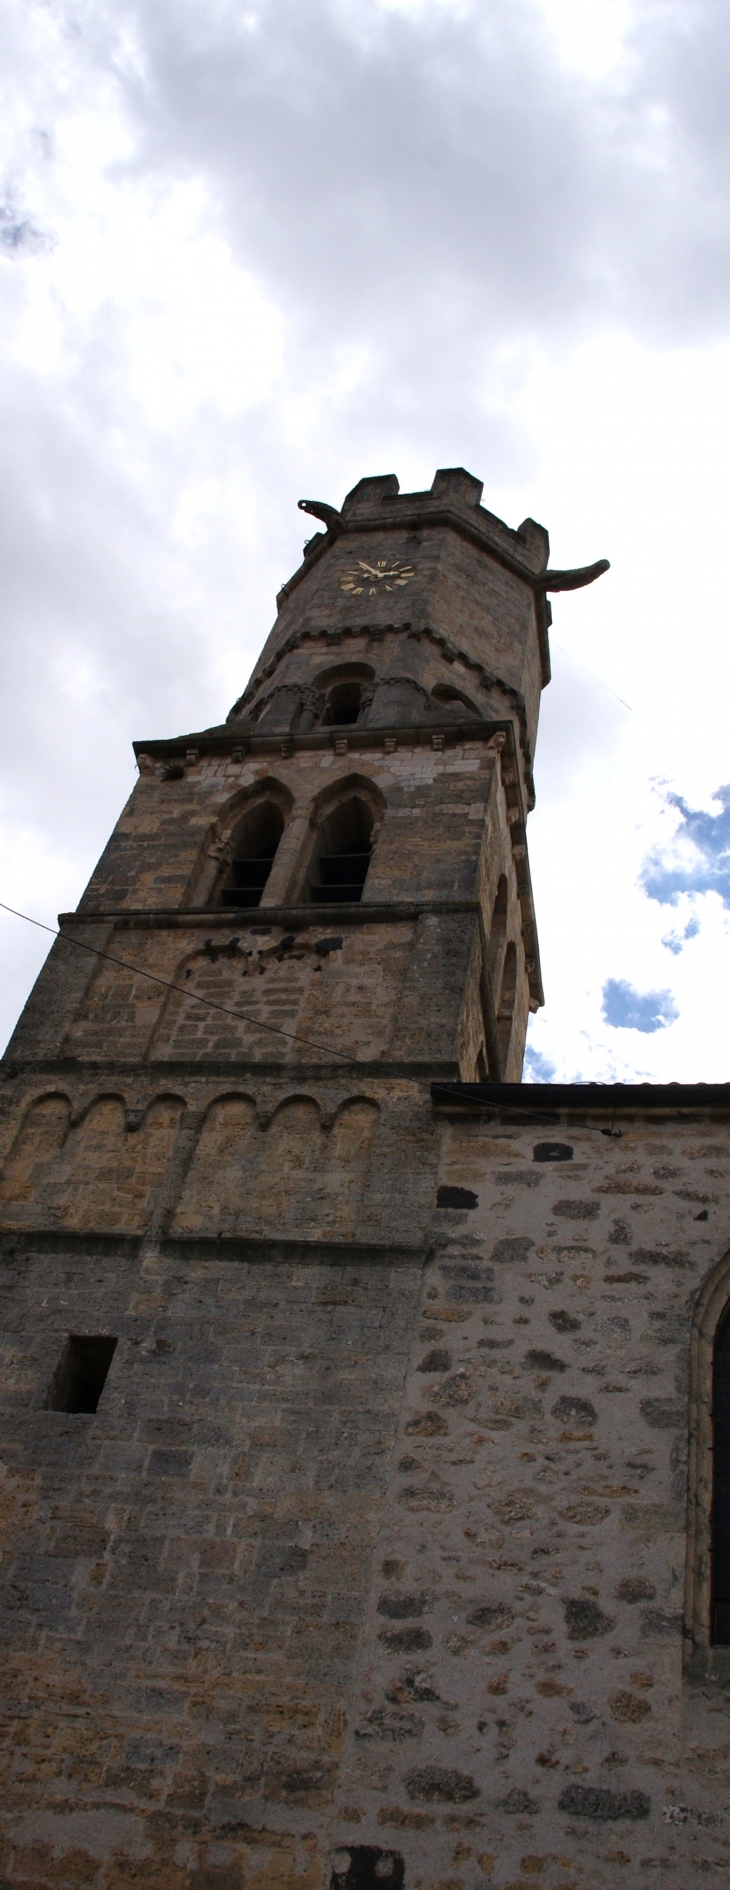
[{"x1": 0, "y1": 899, "x2": 360, "y2": 1066}]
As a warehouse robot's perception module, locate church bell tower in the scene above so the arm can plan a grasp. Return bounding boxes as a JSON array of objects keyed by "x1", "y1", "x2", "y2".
[{"x1": 0, "y1": 469, "x2": 613, "y2": 1890}]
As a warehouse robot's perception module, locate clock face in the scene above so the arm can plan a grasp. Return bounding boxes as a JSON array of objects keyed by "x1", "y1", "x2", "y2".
[{"x1": 339, "y1": 557, "x2": 415, "y2": 598}]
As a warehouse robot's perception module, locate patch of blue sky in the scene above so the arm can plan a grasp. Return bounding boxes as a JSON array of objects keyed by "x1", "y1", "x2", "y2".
[
  {"x1": 642, "y1": 786, "x2": 730, "y2": 907},
  {"x1": 602, "y1": 978, "x2": 679, "y2": 1034},
  {"x1": 523, "y1": 1046, "x2": 558, "y2": 1083}
]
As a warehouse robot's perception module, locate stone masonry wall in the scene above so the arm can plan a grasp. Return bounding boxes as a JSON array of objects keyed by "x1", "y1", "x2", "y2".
[{"x1": 1, "y1": 1104, "x2": 730, "y2": 1889}]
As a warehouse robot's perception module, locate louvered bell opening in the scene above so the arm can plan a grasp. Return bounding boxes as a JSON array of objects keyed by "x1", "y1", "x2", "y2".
[
  {"x1": 218, "y1": 802, "x2": 285, "y2": 911},
  {"x1": 221, "y1": 843, "x2": 278, "y2": 909},
  {"x1": 314, "y1": 843, "x2": 372, "y2": 905}
]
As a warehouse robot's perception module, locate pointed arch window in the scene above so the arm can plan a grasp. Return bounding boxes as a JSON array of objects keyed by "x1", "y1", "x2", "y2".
[
  {"x1": 309, "y1": 796, "x2": 374, "y2": 905},
  {"x1": 218, "y1": 801, "x2": 285, "y2": 910},
  {"x1": 712, "y1": 1307, "x2": 730, "y2": 1642}
]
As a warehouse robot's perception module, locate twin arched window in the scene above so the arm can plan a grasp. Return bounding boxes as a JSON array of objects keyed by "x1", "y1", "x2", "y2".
[{"x1": 215, "y1": 790, "x2": 376, "y2": 910}]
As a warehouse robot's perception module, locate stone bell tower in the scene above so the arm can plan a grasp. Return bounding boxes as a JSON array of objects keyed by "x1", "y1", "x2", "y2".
[{"x1": 0, "y1": 470, "x2": 612, "y2": 1890}]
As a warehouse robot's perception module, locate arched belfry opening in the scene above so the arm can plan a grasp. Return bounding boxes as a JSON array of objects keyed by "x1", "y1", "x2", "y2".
[
  {"x1": 217, "y1": 800, "x2": 285, "y2": 909},
  {"x1": 308, "y1": 796, "x2": 375, "y2": 905},
  {"x1": 323, "y1": 680, "x2": 363, "y2": 726},
  {"x1": 712, "y1": 1306, "x2": 730, "y2": 1642}
]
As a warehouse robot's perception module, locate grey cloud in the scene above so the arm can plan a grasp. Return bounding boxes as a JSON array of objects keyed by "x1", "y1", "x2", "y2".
[{"x1": 116, "y1": 0, "x2": 730, "y2": 349}]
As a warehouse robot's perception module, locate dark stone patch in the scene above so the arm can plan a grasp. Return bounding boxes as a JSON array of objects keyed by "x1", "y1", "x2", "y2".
[
  {"x1": 398, "y1": 1484, "x2": 454, "y2": 1512},
  {"x1": 549, "y1": 1308, "x2": 581, "y2": 1333},
  {"x1": 255, "y1": 1544, "x2": 308, "y2": 1579},
  {"x1": 617, "y1": 1577, "x2": 656, "y2": 1603},
  {"x1": 648, "y1": 1311, "x2": 687, "y2": 1345},
  {"x1": 378, "y1": 1626, "x2": 433, "y2": 1652},
  {"x1": 405, "y1": 1765, "x2": 479, "y2": 1803},
  {"x1": 553, "y1": 1200, "x2": 601, "y2": 1220},
  {"x1": 499, "y1": 1789, "x2": 539, "y2": 1813},
  {"x1": 563, "y1": 1597, "x2": 614, "y2": 1639},
  {"x1": 437, "y1": 1187, "x2": 478, "y2": 1210},
  {"x1": 640, "y1": 1398, "x2": 684, "y2": 1429},
  {"x1": 491, "y1": 1236, "x2": 534, "y2": 1266},
  {"x1": 640, "y1": 1608, "x2": 683, "y2": 1637},
  {"x1": 146, "y1": 1449, "x2": 193, "y2": 1478},
  {"x1": 632, "y1": 1247, "x2": 690, "y2": 1270},
  {"x1": 525, "y1": 1349, "x2": 568, "y2": 1373},
  {"x1": 533, "y1": 1143, "x2": 573, "y2": 1163},
  {"x1": 570, "y1": 1702, "x2": 598, "y2": 1724},
  {"x1": 439, "y1": 1260, "x2": 496, "y2": 1304},
  {"x1": 435, "y1": 1373, "x2": 471, "y2": 1406},
  {"x1": 377, "y1": 1593, "x2": 428, "y2": 1619},
  {"x1": 552, "y1": 1395, "x2": 597, "y2": 1427},
  {"x1": 466, "y1": 1603, "x2": 513, "y2": 1630},
  {"x1": 440, "y1": 1261, "x2": 494, "y2": 1279},
  {"x1": 608, "y1": 1219, "x2": 632, "y2": 1246},
  {"x1": 558, "y1": 1784, "x2": 650, "y2": 1821},
  {"x1": 355, "y1": 1709, "x2": 423, "y2": 1742},
  {"x1": 405, "y1": 1411, "x2": 448, "y2": 1436},
  {"x1": 416, "y1": 1349, "x2": 451, "y2": 1373},
  {"x1": 265, "y1": 1760, "x2": 336, "y2": 1805}
]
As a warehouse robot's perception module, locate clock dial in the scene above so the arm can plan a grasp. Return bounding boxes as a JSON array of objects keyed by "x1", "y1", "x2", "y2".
[{"x1": 339, "y1": 557, "x2": 415, "y2": 598}]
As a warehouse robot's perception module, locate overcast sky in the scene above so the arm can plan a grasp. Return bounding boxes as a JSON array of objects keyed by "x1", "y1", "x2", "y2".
[{"x1": 2, "y1": 0, "x2": 730, "y2": 1082}]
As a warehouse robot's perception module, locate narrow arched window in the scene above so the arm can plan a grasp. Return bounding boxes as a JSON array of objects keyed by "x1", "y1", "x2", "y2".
[
  {"x1": 497, "y1": 939, "x2": 517, "y2": 1064},
  {"x1": 712, "y1": 1308, "x2": 730, "y2": 1642},
  {"x1": 310, "y1": 797, "x2": 374, "y2": 905},
  {"x1": 323, "y1": 681, "x2": 362, "y2": 726},
  {"x1": 488, "y1": 875, "x2": 508, "y2": 983},
  {"x1": 218, "y1": 801, "x2": 285, "y2": 909}
]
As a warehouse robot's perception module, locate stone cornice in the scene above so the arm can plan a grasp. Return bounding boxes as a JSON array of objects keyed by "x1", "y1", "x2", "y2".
[{"x1": 431, "y1": 1080, "x2": 730, "y2": 1119}]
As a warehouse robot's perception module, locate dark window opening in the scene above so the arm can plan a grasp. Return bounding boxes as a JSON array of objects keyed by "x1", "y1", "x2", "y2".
[
  {"x1": 431, "y1": 683, "x2": 480, "y2": 716},
  {"x1": 487, "y1": 875, "x2": 508, "y2": 983},
  {"x1": 712, "y1": 1309, "x2": 730, "y2": 1641},
  {"x1": 310, "y1": 797, "x2": 374, "y2": 905},
  {"x1": 497, "y1": 938, "x2": 517, "y2": 1063},
  {"x1": 323, "y1": 682, "x2": 362, "y2": 727},
  {"x1": 330, "y1": 1848, "x2": 404, "y2": 1890},
  {"x1": 45, "y1": 1335, "x2": 118, "y2": 1414},
  {"x1": 219, "y1": 802, "x2": 285, "y2": 910}
]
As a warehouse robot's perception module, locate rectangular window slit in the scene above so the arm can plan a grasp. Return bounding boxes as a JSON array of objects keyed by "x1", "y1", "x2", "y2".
[{"x1": 44, "y1": 1334, "x2": 118, "y2": 1414}]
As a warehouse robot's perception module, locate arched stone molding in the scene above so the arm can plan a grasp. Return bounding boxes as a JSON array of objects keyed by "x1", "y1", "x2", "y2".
[
  {"x1": 684, "y1": 1244, "x2": 730, "y2": 1655},
  {"x1": 169, "y1": 1087, "x2": 380, "y2": 1240},
  {"x1": 173, "y1": 1093, "x2": 260, "y2": 1236},
  {"x1": 0, "y1": 1092, "x2": 71, "y2": 1214},
  {"x1": 324, "y1": 1097, "x2": 379, "y2": 1233},
  {"x1": 0, "y1": 1090, "x2": 185, "y2": 1232}
]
